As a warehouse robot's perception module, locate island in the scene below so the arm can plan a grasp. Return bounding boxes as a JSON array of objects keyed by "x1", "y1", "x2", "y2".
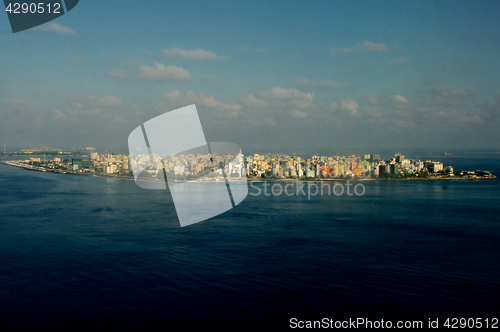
[{"x1": 1, "y1": 150, "x2": 496, "y2": 181}]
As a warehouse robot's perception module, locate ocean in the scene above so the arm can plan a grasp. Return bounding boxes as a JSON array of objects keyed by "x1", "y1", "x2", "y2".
[{"x1": 0, "y1": 151, "x2": 499, "y2": 330}]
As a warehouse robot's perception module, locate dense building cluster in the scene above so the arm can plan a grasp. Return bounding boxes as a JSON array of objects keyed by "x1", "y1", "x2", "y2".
[
  {"x1": 244, "y1": 153, "x2": 452, "y2": 179},
  {"x1": 14, "y1": 151, "x2": 494, "y2": 180},
  {"x1": 130, "y1": 151, "x2": 245, "y2": 181},
  {"x1": 15, "y1": 153, "x2": 130, "y2": 175}
]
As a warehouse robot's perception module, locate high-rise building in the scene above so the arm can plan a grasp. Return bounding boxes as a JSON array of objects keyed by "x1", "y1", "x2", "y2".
[
  {"x1": 379, "y1": 164, "x2": 390, "y2": 175},
  {"x1": 429, "y1": 162, "x2": 443, "y2": 173},
  {"x1": 106, "y1": 165, "x2": 117, "y2": 173},
  {"x1": 331, "y1": 165, "x2": 339, "y2": 177},
  {"x1": 390, "y1": 164, "x2": 400, "y2": 175}
]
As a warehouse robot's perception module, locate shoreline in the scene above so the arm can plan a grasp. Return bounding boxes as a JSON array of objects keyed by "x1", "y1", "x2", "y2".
[
  {"x1": 1, "y1": 161, "x2": 89, "y2": 176},
  {"x1": 2, "y1": 161, "x2": 496, "y2": 182},
  {"x1": 248, "y1": 176, "x2": 497, "y2": 182}
]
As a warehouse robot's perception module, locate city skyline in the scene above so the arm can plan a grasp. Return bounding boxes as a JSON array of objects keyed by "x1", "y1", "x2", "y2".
[
  {"x1": 7, "y1": 149, "x2": 494, "y2": 182},
  {"x1": 1, "y1": 1, "x2": 500, "y2": 152}
]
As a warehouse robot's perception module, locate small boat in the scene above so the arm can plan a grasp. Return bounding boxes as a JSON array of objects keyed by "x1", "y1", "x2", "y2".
[{"x1": 443, "y1": 152, "x2": 453, "y2": 156}]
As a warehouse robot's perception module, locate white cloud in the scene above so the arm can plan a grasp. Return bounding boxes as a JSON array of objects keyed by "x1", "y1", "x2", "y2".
[
  {"x1": 386, "y1": 57, "x2": 409, "y2": 66},
  {"x1": 366, "y1": 94, "x2": 411, "y2": 110},
  {"x1": 474, "y1": 97, "x2": 500, "y2": 123},
  {"x1": 444, "y1": 89, "x2": 472, "y2": 97},
  {"x1": 164, "y1": 90, "x2": 241, "y2": 111},
  {"x1": 331, "y1": 40, "x2": 388, "y2": 55},
  {"x1": 331, "y1": 99, "x2": 360, "y2": 117},
  {"x1": 107, "y1": 69, "x2": 126, "y2": 80},
  {"x1": 68, "y1": 95, "x2": 123, "y2": 108},
  {"x1": 138, "y1": 62, "x2": 191, "y2": 81},
  {"x1": 38, "y1": 22, "x2": 77, "y2": 35},
  {"x1": 435, "y1": 99, "x2": 461, "y2": 107},
  {"x1": 162, "y1": 47, "x2": 227, "y2": 60},
  {"x1": 256, "y1": 87, "x2": 314, "y2": 101},
  {"x1": 290, "y1": 110, "x2": 308, "y2": 118},
  {"x1": 241, "y1": 94, "x2": 267, "y2": 108},
  {"x1": 363, "y1": 106, "x2": 385, "y2": 119},
  {"x1": 241, "y1": 87, "x2": 315, "y2": 110},
  {"x1": 392, "y1": 95, "x2": 408, "y2": 103},
  {"x1": 52, "y1": 108, "x2": 66, "y2": 120},
  {"x1": 340, "y1": 99, "x2": 359, "y2": 116},
  {"x1": 7, "y1": 99, "x2": 26, "y2": 107},
  {"x1": 357, "y1": 40, "x2": 389, "y2": 52},
  {"x1": 418, "y1": 87, "x2": 473, "y2": 110},
  {"x1": 296, "y1": 79, "x2": 342, "y2": 89},
  {"x1": 366, "y1": 94, "x2": 384, "y2": 105},
  {"x1": 95, "y1": 95, "x2": 123, "y2": 108},
  {"x1": 390, "y1": 95, "x2": 410, "y2": 109}
]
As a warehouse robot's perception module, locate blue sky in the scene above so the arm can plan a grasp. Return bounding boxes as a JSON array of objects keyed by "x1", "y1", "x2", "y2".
[{"x1": 1, "y1": 0, "x2": 500, "y2": 153}]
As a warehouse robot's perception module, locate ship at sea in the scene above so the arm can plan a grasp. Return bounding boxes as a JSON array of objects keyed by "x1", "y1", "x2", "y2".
[{"x1": 444, "y1": 152, "x2": 453, "y2": 156}]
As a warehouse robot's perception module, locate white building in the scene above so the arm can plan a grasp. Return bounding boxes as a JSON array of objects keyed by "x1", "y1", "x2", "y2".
[
  {"x1": 433, "y1": 162, "x2": 443, "y2": 172},
  {"x1": 106, "y1": 165, "x2": 117, "y2": 173},
  {"x1": 174, "y1": 166, "x2": 185, "y2": 175}
]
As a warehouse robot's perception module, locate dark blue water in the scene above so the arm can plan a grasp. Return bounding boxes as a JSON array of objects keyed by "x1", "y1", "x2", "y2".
[{"x1": 1, "y1": 152, "x2": 500, "y2": 330}]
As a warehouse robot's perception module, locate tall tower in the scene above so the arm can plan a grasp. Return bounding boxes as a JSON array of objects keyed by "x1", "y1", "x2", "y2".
[{"x1": 3, "y1": 145, "x2": 5, "y2": 154}]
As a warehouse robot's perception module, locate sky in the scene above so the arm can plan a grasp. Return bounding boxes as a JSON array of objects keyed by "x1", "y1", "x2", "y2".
[{"x1": 1, "y1": 0, "x2": 500, "y2": 155}]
